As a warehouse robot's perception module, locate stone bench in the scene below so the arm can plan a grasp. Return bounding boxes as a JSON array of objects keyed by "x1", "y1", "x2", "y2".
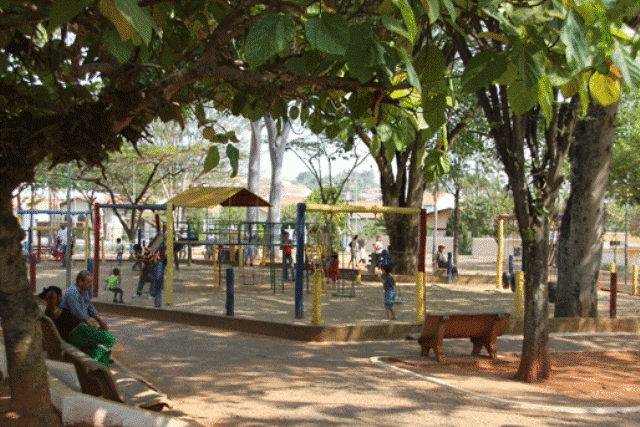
[
  {"x1": 39, "y1": 314, "x2": 171, "y2": 411},
  {"x1": 410, "y1": 312, "x2": 510, "y2": 362}
]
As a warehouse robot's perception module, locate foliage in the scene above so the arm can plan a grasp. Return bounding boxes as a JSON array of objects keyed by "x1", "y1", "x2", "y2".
[{"x1": 609, "y1": 90, "x2": 640, "y2": 204}]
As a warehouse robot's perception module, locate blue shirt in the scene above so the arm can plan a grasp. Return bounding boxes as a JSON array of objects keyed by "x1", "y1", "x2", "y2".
[{"x1": 60, "y1": 284, "x2": 98, "y2": 322}]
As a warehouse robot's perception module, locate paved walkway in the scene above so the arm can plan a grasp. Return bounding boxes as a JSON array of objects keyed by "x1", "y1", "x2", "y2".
[{"x1": 107, "y1": 316, "x2": 640, "y2": 427}]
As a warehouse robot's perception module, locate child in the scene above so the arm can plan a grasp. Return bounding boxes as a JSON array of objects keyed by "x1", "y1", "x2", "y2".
[
  {"x1": 326, "y1": 252, "x2": 339, "y2": 284},
  {"x1": 381, "y1": 264, "x2": 397, "y2": 320},
  {"x1": 106, "y1": 268, "x2": 124, "y2": 303},
  {"x1": 115, "y1": 238, "x2": 124, "y2": 266}
]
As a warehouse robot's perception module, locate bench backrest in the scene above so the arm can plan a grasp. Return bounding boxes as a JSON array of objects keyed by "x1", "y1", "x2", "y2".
[
  {"x1": 422, "y1": 313, "x2": 510, "y2": 339},
  {"x1": 38, "y1": 314, "x2": 68, "y2": 362},
  {"x1": 63, "y1": 344, "x2": 125, "y2": 403}
]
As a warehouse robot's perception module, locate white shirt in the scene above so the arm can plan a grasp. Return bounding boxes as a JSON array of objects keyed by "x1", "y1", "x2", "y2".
[{"x1": 57, "y1": 228, "x2": 68, "y2": 245}]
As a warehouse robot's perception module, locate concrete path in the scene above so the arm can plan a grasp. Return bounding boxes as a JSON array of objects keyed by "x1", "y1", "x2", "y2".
[{"x1": 107, "y1": 315, "x2": 640, "y2": 427}]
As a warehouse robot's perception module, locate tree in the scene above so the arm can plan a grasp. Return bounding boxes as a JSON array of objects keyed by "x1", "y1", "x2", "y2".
[
  {"x1": 2, "y1": 2, "x2": 425, "y2": 419},
  {"x1": 289, "y1": 134, "x2": 369, "y2": 204},
  {"x1": 443, "y1": 2, "x2": 639, "y2": 382}
]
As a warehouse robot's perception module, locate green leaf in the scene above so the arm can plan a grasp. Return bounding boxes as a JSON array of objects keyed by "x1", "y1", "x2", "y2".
[
  {"x1": 397, "y1": 116, "x2": 417, "y2": 145},
  {"x1": 370, "y1": 135, "x2": 381, "y2": 157},
  {"x1": 612, "y1": 41, "x2": 640, "y2": 88},
  {"x1": 305, "y1": 13, "x2": 349, "y2": 56},
  {"x1": 226, "y1": 144, "x2": 240, "y2": 177},
  {"x1": 422, "y1": 93, "x2": 446, "y2": 133},
  {"x1": 424, "y1": 149, "x2": 451, "y2": 182},
  {"x1": 440, "y1": 0, "x2": 457, "y2": 20},
  {"x1": 202, "y1": 127, "x2": 215, "y2": 140},
  {"x1": 289, "y1": 105, "x2": 300, "y2": 120},
  {"x1": 115, "y1": 0, "x2": 158, "y2": 45},
  {"x1": 203, "y1": 146, "x2": 220, "y2": 173},
  {"x1": 415, "y1": 45, "x2": 445, "y2": 84},
  {"x1": 397, "y1": 48, "x2": 420, "y2": 96},
  {"x1": 537, "y1": 74, "x2": 553, "y2": 127},
  {"x1": 507, "y1": 80, "x2": 538, "y2": 115},
  {"x1": 560, "y1": 9, "x2": 589, "y2": 69},
  {"x1": 377, "y1": 123, "x2": 393, "y2": 143},
  {"x1": 514, "y1": 45, "x2": 545, "y2": 91},
  {"x1": 381, "y1": 16, "x2": 412, "y2": 42},
  {"x1": 589, "y1": 72, "x2": 621, "y2": 107},
  {"x1": 460, "y1": 51, "x2": 508, "y2": 93},
  {"x1": 346, "y1": 24, "x2": 377, "y2": 83},
  {"x1": 346, "y1": 93, "x2": 371, "y2": 119},
  {"x1": 383, "y1": 134, "x2": 397, "y2": 162},
  {"x1": 422, "y1": 0, "x2": 440, "y2": 23},
  {"x1": 495, "y1": 62, "x2": 519, "y2": 86},
  {"x1": 49, "y1": 0, "x2": 93, "y2": 29},
  {"x1": 102, "y1": 30, "x2": 134, "y2": 63},
  {"x1": 325, "y1": 124, "x2": 340, "y2": 139},
  {"x1": 390, "y1": 0, "x2": 417, "y2": 43},
  {"x1": 195, "y1": 104, "x2": 206, "y2": 123},
  {"x1": 231, "y1": 93, "x2": 247, "y2": 116},
  {"x1": 246, "y1": 14, "x2": 295, "y2": 68}
]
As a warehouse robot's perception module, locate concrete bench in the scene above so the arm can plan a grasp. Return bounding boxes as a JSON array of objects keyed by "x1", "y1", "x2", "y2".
[
  {"x1": 39, "y1": 314, "x2": 171, "y2": 411},
  {"x1": 411, "y1": 312, "x2": 510, "y2": 362}
]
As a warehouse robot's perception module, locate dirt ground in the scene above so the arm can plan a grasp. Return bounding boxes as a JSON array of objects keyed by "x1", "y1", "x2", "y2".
[{"x1": 383, "y1": 350, "x2": 640, "y2": 408}]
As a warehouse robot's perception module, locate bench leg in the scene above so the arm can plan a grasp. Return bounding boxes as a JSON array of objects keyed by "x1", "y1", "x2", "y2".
[
  {"x1": 470, "y1": 337, "x2": 484, "y2": 357},
  {"x1": 434, "y1": 320, "x2": 446, "y2": 362}
]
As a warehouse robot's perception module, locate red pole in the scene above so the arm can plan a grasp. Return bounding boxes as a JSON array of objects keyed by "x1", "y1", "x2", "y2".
[
  {"x1": 418, "y1": 209, "x2": 427, "y2": 273},
  {"x1": 93, "y1": 203, "x2": 101, "y2": 297},
  {"x1": 610, "y1": 271, "x2": 617, "y2": 318},
  {"x1": 37, "y1": 230, "x2": 42, "y2": 262},
  {"x1": 30, "y1": 253, "x2": 36, "y2": 293},
  {"x1": 155, "y1": 214, "x2": 161, "y2": 232}
]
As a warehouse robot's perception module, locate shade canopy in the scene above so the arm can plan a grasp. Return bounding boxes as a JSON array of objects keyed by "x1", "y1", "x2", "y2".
[{"x1": 166, "y1": 187, "x2": 271, "y2": 209}]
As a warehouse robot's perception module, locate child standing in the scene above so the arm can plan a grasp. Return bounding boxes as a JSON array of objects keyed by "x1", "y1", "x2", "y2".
[
  {"x1": 115, "y1": 238, "x2": 124, "y2": 266},
  {"x1": 106, "y1": 268, "x2": 124, "y2": 303},
  {"x1": 326, "y1": 252, "x2": 340, "y2": 285},
  {"x1": 381, "y1": 264, "x2": 397, "y2": 320}
]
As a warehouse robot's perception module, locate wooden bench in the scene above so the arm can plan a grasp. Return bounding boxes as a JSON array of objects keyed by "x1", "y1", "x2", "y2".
[
  {"x1": 39, "y1": 314, "x2": 171, "y2": 411},
  {"x1": 412, "y1": 312, "x2": 510, "y2": 362}
]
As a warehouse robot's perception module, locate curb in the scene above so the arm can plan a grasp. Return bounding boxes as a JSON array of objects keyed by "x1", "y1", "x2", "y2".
[{"x1": 94, "y1": 301, "x2": 639, "y2": 342}]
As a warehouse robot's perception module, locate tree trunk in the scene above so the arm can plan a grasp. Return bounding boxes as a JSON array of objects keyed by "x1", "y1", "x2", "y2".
[
  {"x1": 377, "y1": 139, "x2": 427, "y2": 274},
  {"x1": 247, "y1": 120, "x2": 262, "y2": 224},
  {"x1": 0, "y1": 187, "x2": 61, "y2": 426},
  {"x1": 555, "y1": 100, "x2": 619, "y2": 317},
  {"x1": 265, "y1": 113, "x2": 291, "y2": 225},
  {"x1": 514, "y1": 222, "x2": 551, "y2": 381}
]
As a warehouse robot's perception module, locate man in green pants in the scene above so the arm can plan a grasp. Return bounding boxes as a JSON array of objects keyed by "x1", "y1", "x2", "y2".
[{"x1": 60, "y1": 270, "x2": 115, "y2": 366}]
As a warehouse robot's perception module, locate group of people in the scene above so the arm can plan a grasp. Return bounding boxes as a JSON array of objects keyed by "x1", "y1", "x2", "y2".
[{"x1": 39, "y1": 271, "x2": 115, "y2": 367}]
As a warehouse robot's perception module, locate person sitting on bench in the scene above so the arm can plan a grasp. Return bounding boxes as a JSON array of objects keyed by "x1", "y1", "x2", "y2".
[
  {"x1": 436, "y1": 245, "x2": 458, "y2": 276},
  {"x1": 41, "y1": 278, "x2": 115, "y2": 367}
]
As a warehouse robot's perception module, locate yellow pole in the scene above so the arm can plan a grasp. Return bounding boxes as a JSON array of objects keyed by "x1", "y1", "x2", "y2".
[
  {"x1": 515, "y1": 271, "x2": 524, "y2": 320},
  {"x1": 496, "y1": 219, "x2": 504, "y2": 289},
  {"x1": 239, "y1": 245, "x2": 244, "y2": 267},
  {"x1": 633, "y1": 265, "x2": 638, "y2": 296},
  {"x1": 312, "y1": 270, "x2": 322, "y2": 325},
  {"x1": 610, "y1": 261, "x2": 616, "y2": 274},
  {"x1": 415, "y1": 272, "x2": 425, "y2": 323},
  {"x1": 84, "y1": 220, "x2": 89, "y2": 261},
  {"x1": 166, "y1": 203, "x2": 174, "y2": 305}
]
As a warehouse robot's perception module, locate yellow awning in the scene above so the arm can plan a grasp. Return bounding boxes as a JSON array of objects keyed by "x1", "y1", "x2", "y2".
[{"x1": 166, "y1": 187, "x2": 271, "y2": 209}]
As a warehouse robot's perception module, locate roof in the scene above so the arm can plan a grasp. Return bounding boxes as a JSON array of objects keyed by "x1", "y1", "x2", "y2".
[{"x1": 166, "y1": 187, "x2": 271, "y2": 208}]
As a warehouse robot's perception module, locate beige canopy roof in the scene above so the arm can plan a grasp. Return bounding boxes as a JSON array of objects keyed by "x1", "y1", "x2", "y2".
[{"x1": 166, "y1": 187, "x2": 271, "y2": 209}]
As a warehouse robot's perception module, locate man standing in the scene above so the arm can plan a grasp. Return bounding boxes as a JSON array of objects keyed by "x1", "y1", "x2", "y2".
[
  {"x1": 281, "y1": 232, "x2": 294, "y2": 281},
  {"x1": 60, "y1": 270, "x2": 115, "y2": 366},
  {"x1": 57, "y1": 223, "x2": 69, "y2": 267}
]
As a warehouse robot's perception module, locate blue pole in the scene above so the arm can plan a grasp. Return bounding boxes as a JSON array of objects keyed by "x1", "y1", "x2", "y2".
[
  {"x1": 137, "y1": 228, "x2": 142, "y2": 245},
  {"x1": 226, "y1": 268, "x2": 234, "y2": 316},
  {"x1": 447, "y1": 252, "x2": 453, "y2": 284},
  {"x1": 509, "y1": 255, "x2": 514, "y2": 275},
  {"x1": 295, "y1": 203, "x2": 306, "y2": 318}
]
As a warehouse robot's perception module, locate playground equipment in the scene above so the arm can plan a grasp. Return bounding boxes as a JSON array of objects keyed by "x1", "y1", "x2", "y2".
[
  {"x1": 495, "y1": 215, "x2": 520, "y2": 291},
  {"x1": 298, "y1": 203, "x2": 428, "y2": 323},
  {"x1": 19, "y1": 209, "x2": 91, "y2": 291}
]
